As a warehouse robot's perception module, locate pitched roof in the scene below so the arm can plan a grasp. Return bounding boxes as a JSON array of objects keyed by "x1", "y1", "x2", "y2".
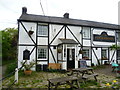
[{"x1": 19, "y1": 13, "x2": 119, "y2": 30}]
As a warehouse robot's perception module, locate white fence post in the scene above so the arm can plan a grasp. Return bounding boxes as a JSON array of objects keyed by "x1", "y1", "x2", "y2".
[{"x1": 15, "y1": 68, "x2": 18, "y2": 84}]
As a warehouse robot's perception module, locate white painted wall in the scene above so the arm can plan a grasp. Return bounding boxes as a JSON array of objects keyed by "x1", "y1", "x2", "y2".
[
  {"x1": 18, "y1": 46, "x2": 36, "y2": 69},
  {"x1": 49, "y1": 24, "x2": 64, "y2": 45},
  {"x1": 19, "y1": 22, "x2": 36, "y2": 45}
]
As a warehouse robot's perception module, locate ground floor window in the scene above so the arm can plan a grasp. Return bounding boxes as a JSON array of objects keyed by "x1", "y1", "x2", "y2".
[
  {"x1": 117, "y1": 50, "x2": 120, "y2": 60},
  {"x1": 82, "y1": 49, "x2": 89, "y2": 59},
  {"x1": 101, "y1": 49, "x2": 107, "y2": 59},
  {"x1": 38, "y1": 46, "x2": 48, "y2": 59}
]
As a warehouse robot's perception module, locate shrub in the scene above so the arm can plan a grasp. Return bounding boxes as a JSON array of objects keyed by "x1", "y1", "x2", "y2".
[{"x1": 5, "y1": 62, "x2": 17, "y2": 75}]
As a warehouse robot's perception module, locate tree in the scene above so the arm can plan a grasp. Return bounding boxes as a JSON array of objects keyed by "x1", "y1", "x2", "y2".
[{"x1": 1, "y1": 28, "x2": 18, "y2": 61}]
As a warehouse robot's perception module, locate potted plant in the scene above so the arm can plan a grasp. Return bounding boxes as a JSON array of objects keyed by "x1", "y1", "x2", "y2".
[
  {"x1": 21, "y1": 60, "x2": 35, "y2": 75},
  {"x1": 28, "y1": 30, "x2": 34, "y2": 35},
  {"x1": 57, "y1": 48, "x2": 62, "y2": 53}
]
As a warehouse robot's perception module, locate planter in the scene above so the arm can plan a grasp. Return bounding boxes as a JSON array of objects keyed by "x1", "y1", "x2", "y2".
[
  {"x1": 28, "y1": 30, "x2": 34, "y2": 35},
  {"x1": 57, "y1": 49, "x2": 62, "y2": 53},
  {"x1": 24, "y1": 70, "x2": 32, "y2": 75}
]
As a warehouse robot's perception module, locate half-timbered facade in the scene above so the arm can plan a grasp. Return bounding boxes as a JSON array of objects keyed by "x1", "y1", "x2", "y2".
[{"x1": 18, "y1": 7, "x2": 120, "y2": 71}]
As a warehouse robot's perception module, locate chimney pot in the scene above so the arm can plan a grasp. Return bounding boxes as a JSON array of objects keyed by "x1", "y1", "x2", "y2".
[
  {"x1": 63, "y1": 13, "x2": 69, "y2": 18},
  {"x1": 22, "y1": 7, "x2": 27, "y2": 14}
]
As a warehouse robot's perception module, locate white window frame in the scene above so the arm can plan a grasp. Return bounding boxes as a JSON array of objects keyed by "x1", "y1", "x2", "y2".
[
  {"x1": 38, "y1": 24, "x2": 48, "y2": 36},
  {"x1": 82, "y1": 49, "x2": 89, "y2": 59},
  {"x1": 101, "y1": 49, "x2": 107, "y2": 59},
  {"x1": 37, "y1": 46, "x2": 48, "y2": 60},
  {"x1": 82, "y1": 27, "x2": 90, "y2": 39}
]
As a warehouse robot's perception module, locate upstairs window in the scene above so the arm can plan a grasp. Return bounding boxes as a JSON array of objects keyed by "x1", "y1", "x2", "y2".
[
  {"x1": 38, "y1": 24, "x2": 48, "y2": 36},
  {"x1": 82, "y1": 27, "x2": 90, "y2": 39}
]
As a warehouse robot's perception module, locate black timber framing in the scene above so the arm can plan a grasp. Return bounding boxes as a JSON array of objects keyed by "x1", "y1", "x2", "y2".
[
  {"x1": 17, "y1": 21, "x2": 20, "y2": 68},
  {"x1": 115, "y1": 30, "x2": 118, "y2": 63},
  {"x1": 108, "y1": 47, "x2": 110, "y2": 63},
  {"x1": 65, "y1": 25, "x2": 67, "y2": 39},
  {"x1": 66, "y1": 26, "x2": 82, "y2": 46},
  {"x1": 110, "y1": 50, "x2": 116, "y2": 63},
  {"x1": 49, "y1": 25, "x2": 64, "y2": 45},
  {"x1": 20, "y1": 21, "x2": 36, "y2": 45},
  {"x1": 49, "y1": 25, "x2": 65, "y2": 64},
  {"x1": 92, "y1": 48, "x2": 100, "y2": 65},
  {"x1": 48, "y1": 24, "x2": 50, "y2": 65},
  {"x1": 49, "y1": 47, "x2": 57, "y2": 63},
  {"x1": 90, "y1": 27, "x2": 93, "y2": 65},
  {"x1": 35, "y1": 23, "x2": 38, "y2": 71}
]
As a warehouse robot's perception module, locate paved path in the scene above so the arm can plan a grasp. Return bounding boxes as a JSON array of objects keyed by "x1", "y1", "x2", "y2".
[{"x1": 94, "y1": 65, "x2": 118, "y2": 77}]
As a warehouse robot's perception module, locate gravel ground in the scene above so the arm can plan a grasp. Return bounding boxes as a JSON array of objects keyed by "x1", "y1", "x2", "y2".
[{"x1": 2, "y1": 65, "x2": 120, "y2": 89}]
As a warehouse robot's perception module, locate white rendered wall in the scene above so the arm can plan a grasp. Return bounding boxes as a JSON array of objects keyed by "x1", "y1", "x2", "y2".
[
  {"x1": 19, "y1": 22, "x2": 36, "y2": 45},
  {"x1": 18, "y1": 46, "x2": 36, "y2": 70},
  {"x1": 49, "y1": 24, "x2": 64, "y2": 45}
]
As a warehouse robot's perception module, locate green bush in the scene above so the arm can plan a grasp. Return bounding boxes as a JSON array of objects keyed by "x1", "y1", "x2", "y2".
[{"x1": 5, "y1": 62, "x2": 17, "y2": 75}]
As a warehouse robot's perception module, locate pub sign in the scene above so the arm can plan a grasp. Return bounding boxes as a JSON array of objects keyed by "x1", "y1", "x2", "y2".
[{"x1": 93, "y1": 32, "x2": 115, "y2": 42}]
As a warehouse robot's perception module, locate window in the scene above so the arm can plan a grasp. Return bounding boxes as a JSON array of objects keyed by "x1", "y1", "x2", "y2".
[
  {"x1": 38, "y1": 24, "x2": 48, "y2": 36},
  {"x1": 101, "y1": 49, "x2": 107, "y2": 59},
  {"x1": 38, "y1": 46, "x2": 48, "y2": 59},
  {"x1": 117, "y1": 32, "x2": 120, "y2": 42},
  {"x1": 82, "y1": 27, "x2": 90, "y2": 39},
  {"x1": 82, "y1": 49, "x2": 89, "y2": 59},
  {"x1": 117, "y1": 50, "x2": 120, "y2": 60}
]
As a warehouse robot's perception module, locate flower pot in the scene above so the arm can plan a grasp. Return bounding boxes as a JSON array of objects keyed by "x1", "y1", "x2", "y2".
[
  {"x1": 28, "y1": 30, "x2": 34, "y2": 35},
  {"x1": 24, "y1": 70, "x2": 32, "y2": 75}
]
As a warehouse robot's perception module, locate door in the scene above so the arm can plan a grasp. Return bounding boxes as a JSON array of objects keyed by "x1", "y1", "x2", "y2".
[{"x1": 67, "y1": 49, "x2": 75, "y2": 69}]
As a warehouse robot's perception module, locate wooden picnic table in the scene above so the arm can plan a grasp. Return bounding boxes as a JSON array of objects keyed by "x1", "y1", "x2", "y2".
[
  {"x1": 69, "y1": 67, "x2": 98, "y2": 81},
  {"x1": 48, "y1": 76, "x2": 82, "y2": 89}
]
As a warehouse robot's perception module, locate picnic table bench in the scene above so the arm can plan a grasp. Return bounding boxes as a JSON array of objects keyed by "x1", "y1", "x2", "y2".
[
  {"x1": 48, "y1": 76, "x2": 84, "y2": 89},
  {"x1": 68, "y1": 68, "x2": 98, "y2": 81}
]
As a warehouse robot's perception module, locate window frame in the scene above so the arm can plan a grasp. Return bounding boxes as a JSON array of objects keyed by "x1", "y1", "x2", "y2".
[
  {"x1": 117, "y1": 32, "x2": 120, "y2": 42},
  {"x1": 82, "y1": 27, "x2": 90, "y2": 39},
  {"x1": 38, "y1": 24, "x2": 48, "y2": 36},
  {"x1": 117, "y1": 49, "x2": 120, "y2": 60},
  {"x1": 37, "y1": 46, "x2": 48, "y2": 60},
  {"x1": 82, "y1": 49, "x2": 90, "y2": 60},
  {"x1": 101, "y1": 49, "x2": 107, "y2": 59}
]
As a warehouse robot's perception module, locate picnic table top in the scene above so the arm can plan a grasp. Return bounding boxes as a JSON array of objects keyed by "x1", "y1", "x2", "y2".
[
  {"x1": 48, "y1": 76, "x2": 80, "y2": 83},
  {"x1": 72, "y1": 67, "x2": 93, "y2": 72}
]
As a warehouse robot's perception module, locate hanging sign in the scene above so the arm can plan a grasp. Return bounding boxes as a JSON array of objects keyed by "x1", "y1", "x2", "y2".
[
  {"x1": 93, "y1": 32, "x2": 115, "y2": 42},
  {"x1": 23, "y1": 49, "x2": 30, "y2": 60}
]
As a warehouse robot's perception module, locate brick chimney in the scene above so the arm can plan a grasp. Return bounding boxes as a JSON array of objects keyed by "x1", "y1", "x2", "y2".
[
  {"x1": 22, "y1": 7, "x2": 27, "y2": 14},
  {"x1": 63, "y1": 13, "x2": 69, "y2": 18}
]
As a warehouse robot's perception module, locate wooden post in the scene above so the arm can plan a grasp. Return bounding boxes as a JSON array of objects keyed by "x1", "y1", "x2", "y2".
[{"x1": 15, "y1": 68, "x2": 18, "y2": 84}]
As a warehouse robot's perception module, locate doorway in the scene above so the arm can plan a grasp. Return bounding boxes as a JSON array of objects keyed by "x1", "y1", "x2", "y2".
[{"x1": 67, "y1": 49, "x2": 75, "y2": 69}]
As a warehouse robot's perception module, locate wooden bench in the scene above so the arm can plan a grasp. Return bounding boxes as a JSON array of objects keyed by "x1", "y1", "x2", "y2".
[
  {"x1": 82, "y1": 73, "x2": 98, "y2": 81},
  {"x1": 48, "y1": 76, "x2": 84, "y2": 89}
]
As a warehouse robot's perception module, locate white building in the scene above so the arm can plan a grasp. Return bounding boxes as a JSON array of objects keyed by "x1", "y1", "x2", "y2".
[{"x1": 18, "y1": 7, "x2": 120, "y2": 71}]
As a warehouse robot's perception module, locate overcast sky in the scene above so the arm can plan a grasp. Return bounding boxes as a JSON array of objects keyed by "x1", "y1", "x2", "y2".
[{"x1": 0, "y1": 0, "x2": 120, "y2": 30}]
